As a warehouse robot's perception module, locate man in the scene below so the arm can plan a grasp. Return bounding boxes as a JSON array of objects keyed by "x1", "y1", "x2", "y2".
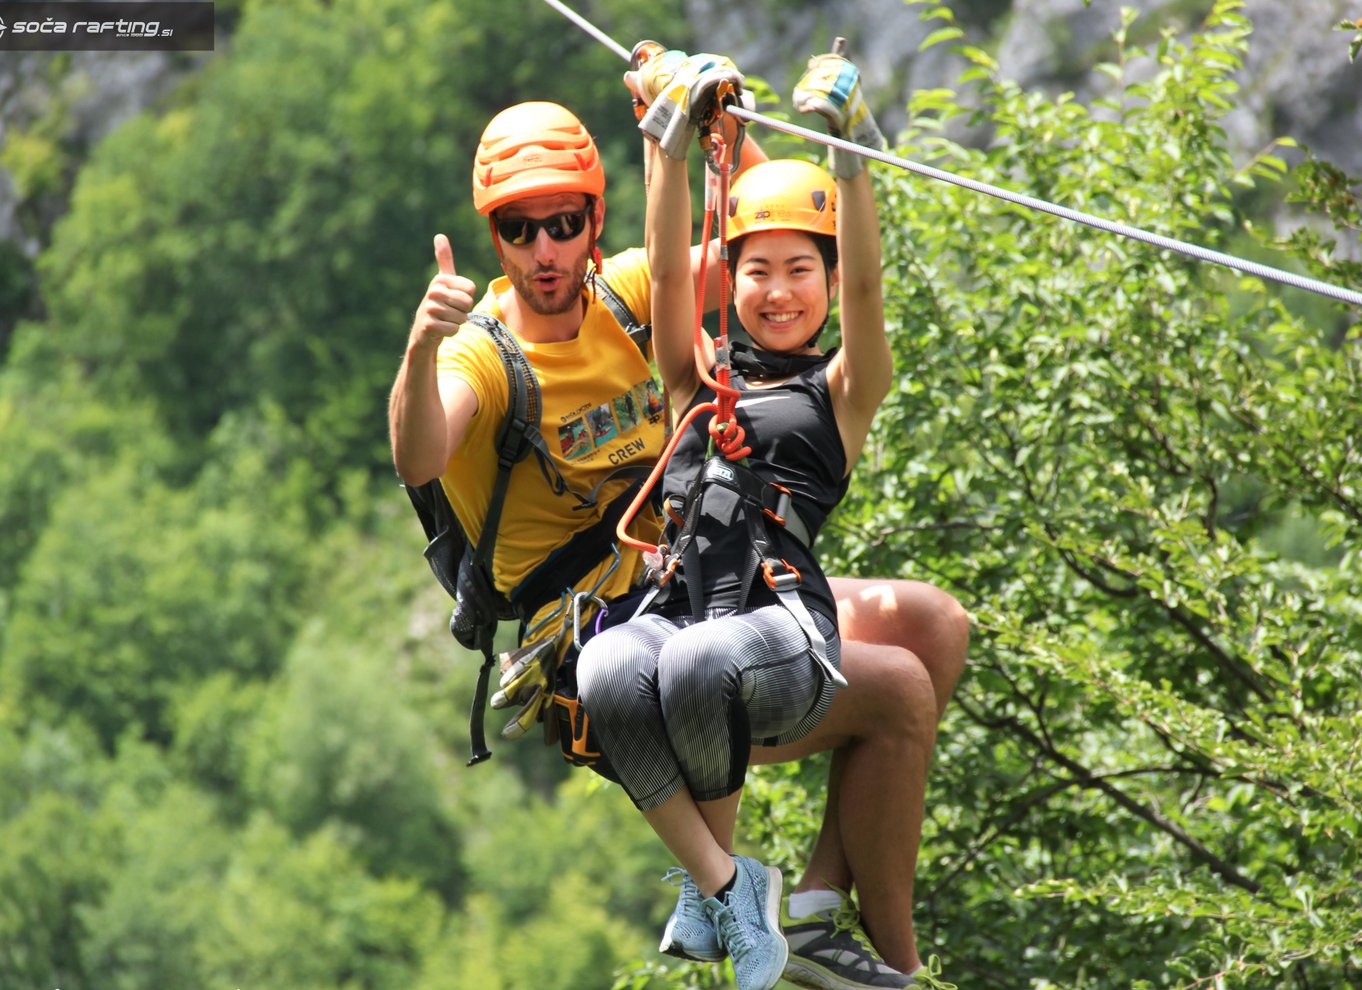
[{"x1": 388, "y1": 57, "x2": 967, "y2": 989}]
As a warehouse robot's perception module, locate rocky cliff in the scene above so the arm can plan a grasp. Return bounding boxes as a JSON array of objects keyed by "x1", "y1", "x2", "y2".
[
  {"x1": 691, "y1": 0, "x2": 1361, "y2": 175},
  {"x1": 1, "y1": 2, "x2": 1358, "y2": 250}
]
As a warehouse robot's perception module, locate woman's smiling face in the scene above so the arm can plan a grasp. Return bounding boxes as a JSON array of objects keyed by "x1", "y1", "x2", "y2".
[{"x1": 732, "y1": 229, "x2": 837, "y2": 353}]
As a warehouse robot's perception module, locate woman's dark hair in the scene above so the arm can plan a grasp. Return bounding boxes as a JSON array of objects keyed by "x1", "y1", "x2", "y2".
[{"x1": 730, "y1": 232, "x2": 839, "y2": 280}]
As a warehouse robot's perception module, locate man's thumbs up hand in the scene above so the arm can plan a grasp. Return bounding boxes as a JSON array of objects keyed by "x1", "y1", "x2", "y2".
[{"x1": 410, "y1": 233, "x2": 477, "y2": 351}]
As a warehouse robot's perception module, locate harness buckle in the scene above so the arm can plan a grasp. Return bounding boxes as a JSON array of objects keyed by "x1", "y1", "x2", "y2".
[
  {"x1": 652, "y1": 551, "x2": 680, "y2": 588},
  {"x1": 763, "y1": 483, "x2": 792, "y2": 528},
  {"x1": 762, "y1": 558, "x2": 802, "y2": 591}
]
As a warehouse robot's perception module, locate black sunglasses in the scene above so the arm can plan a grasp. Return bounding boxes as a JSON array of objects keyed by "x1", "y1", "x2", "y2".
[{"x1": 494, "y1": 208, "x2": 591, "y2": 246}]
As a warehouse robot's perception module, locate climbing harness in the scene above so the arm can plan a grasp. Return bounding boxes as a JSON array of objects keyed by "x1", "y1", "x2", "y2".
[
  {"x1": 613, "y1": 108, "x2": 848, "y2": 689},
  {"x1": 537, "y1": 0, "x2": 1362, "y2": 309}
]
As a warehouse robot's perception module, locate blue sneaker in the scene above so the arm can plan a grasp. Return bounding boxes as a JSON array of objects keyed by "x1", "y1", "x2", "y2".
[
  {"x1": 658, "y1": 867, "x2": 724, "y2": 962},
  {"x1": 703, "y1": 855, "x2": 788, "y2": 990}
]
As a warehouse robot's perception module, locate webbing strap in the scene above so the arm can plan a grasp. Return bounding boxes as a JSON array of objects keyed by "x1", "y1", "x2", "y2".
[
  {"x1": 511, "y1": 479, "x2": 646, "y2": 622},
  {"x1": 591, "y1": 271, "x2": 652, "y2": 354},
  {"x1": 467, "y1": 645, "x2": 495, "y2": 765},
  {"x1": 466, "y1": 313, "x2": 536, "y2": 582},
  {"x1": 722, "y1": 465, "x2": 843, "y2": 685},
  {"x1": 772, "y1": 586, "x2": 846, "y2": 688}
]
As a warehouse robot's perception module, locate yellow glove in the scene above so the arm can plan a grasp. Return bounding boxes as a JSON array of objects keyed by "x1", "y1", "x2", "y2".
[
  {"x1": 639, "y1": 52, "x2": 745, "y2": 159},
  {"x1": 634, "y1": 45, "x2": 689, "y2": 106},
  {"x1": 793, "y1": 52, "x2": 885, "y2": 178},
  {"x1": 627, "y1": 40, "x2": 669, "y2": 119},
  {"x1": 490, "y1": 635, "x2": 560, "y2": 741}
]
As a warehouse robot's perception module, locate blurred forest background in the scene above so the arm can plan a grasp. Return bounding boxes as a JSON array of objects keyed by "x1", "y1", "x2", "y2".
[{"x1": 0, "y1": 0, "x2": 1359, "y2": 987}]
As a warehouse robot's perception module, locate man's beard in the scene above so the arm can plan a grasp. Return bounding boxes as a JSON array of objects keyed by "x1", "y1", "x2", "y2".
[{"x1": 504, "y1": 253, "x2": 589, "y2": 316}]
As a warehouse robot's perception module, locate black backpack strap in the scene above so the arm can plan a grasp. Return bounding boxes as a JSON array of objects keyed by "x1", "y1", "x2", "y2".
[
  {"x1": 455, "y1": 313, "x2": 549, "y2": 766},
  {"x1": 593, "y1": 270, "x2": 674, "y2": 442},
  {"x1": 591, "y1": 270, "x2": 652, "y2": 356},
  {"x1": 408, "y1": 306, "x2": 654, "y2": 767},
  {"x1": 470, "y1": 313, "x2": 597, "y2": 510},
  {"x1": 468, "y1": 312, "x2": 543, "y2": 569}
]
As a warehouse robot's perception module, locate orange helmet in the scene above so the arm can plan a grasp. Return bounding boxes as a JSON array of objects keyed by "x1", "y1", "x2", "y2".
[
  {"x1": 726, "y1": 159, "x2": 837, "y2": 240},
  {"x1": 472, "y1": 102, "x2": 606, "y2": 215}
]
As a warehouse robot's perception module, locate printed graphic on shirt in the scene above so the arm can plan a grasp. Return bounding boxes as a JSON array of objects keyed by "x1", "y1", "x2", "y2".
[
  {"x1": 588, "y1": 403, "x2": 618, "y2": 446},
  {"x1": 560, "y1": 419, "x2": 592, "y2": 459},
  {"x1": 639, "y1": 380, "x2": 665, "y2": 417},
  {"x1": 614, "y1": 390, "x2": 640, "y2": 433},
  {"x1": 558, "y1": 380, "x2": 666, "y2": 462}
]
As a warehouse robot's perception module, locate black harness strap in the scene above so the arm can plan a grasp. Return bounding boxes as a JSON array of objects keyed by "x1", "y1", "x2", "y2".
[
  {"x1": 511, "y1": 476, "x2": 646, "y2": 621},
  {"x1": 637, "y1": 454, "x2": 846, "y2": 688},
  {"x1": 461, "y1": 314, "x2": 540, "y2": 764}
]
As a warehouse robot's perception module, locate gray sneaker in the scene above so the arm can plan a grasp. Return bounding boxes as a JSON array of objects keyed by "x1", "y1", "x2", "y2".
[
  {"x1": 781, "y1": 889, "x2": 919, "y2": 989},
  {"x1": 703, "y1": 855, "x2": 788, "y2": 990},
  {"x1": 658, "y1": 867, "x2": 724, "y2": 962}
]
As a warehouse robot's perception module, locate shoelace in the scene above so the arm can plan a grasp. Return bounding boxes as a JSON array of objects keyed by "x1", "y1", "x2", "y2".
[
  {"x1": 661, "y1": 867, "x2": 704, "y2": 916},
  {"x1": 712, "y1": 900, "x2": 755, "y2": 959},
  {"x1": 912, "y1": 954, "x2": 957, "y2": 990},
  {"x1": 823, "y1": 892, "x2": 957, "y2": 987},
  {"x1": 827, "y1": 888, "x2": 883, "y2": 958}
]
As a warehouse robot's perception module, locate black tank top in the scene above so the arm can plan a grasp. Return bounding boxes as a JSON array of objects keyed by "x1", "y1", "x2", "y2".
[{"x1": 658, "y1": 352, "x2": 849, "y2": 621}]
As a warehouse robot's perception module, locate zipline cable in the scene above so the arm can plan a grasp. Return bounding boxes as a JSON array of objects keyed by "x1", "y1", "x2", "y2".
[
  {"x1": 539, "y1": 0, "x2": 632, "y2": 60},
  {"x1": 725, "y1": 107, "x2": 1362, "y2": 308},
  {"x1": 541, "y1": 0, "x2": 1362, "y2": 309}
]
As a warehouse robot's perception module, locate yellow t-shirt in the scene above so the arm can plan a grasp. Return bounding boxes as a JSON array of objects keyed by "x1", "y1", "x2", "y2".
[{"x1": 435, "y1": 248, "x2": 664, "y2": 630}]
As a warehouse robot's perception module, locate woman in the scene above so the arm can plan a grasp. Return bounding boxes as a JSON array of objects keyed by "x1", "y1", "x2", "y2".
[{"x1": 577, "y1": 52, "x2": 891, "y2": 990}]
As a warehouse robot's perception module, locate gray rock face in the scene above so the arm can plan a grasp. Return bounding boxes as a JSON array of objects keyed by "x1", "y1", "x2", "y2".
[
  {"x1": 688, "y1": 0, "x2": 1361, "y2": 175},
  {"x1": 995, "y1": 0, "x2": 1360, "y2": 174},
  {"x1": 0, "y1": 51, "x2": 199, "y2": 247}
]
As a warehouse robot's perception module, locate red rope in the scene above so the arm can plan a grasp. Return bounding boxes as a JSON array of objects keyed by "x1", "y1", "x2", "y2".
[
  {"x1": 695, "y1": 136, "x2": 750, "y2": 461},
  {"x1": 617, "y1": 123, "x2": 747, "y2": 559}
]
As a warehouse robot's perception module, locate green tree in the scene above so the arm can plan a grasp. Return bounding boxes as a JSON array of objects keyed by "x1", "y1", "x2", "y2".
[
  {"x1": 0, "y1": 424, "x2": 313, "y2": 748},
  {"x1": 417, "y1": 773, "x2": 669, "y2": 990},
  {"x1": 0, "y1": 357, "x2": 174, "y2": 599},
  {"x1": 242, "y1": 631, "x2": 464, "y2": 894},
  {"x1": 0, "y1": 722, "x2": 114, "y2": 988},
  {"x1": 802, "y1": 2, "x2": 1362, "y2": 986}
]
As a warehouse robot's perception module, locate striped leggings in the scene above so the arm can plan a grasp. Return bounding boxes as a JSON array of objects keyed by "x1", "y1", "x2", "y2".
[{"x1": 575, "y1": 604, "x2": 839, "y2": 810}]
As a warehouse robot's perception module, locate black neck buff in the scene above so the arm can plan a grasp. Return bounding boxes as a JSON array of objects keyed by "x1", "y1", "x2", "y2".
[{"x1": 730, "y1": 342, "x2": 837, "y2": 381}]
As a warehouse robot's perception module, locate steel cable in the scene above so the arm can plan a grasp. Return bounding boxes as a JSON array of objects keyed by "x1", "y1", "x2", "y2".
[{"x1": 539, "y1": 0, "x2": 1362, "y2": 308}]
